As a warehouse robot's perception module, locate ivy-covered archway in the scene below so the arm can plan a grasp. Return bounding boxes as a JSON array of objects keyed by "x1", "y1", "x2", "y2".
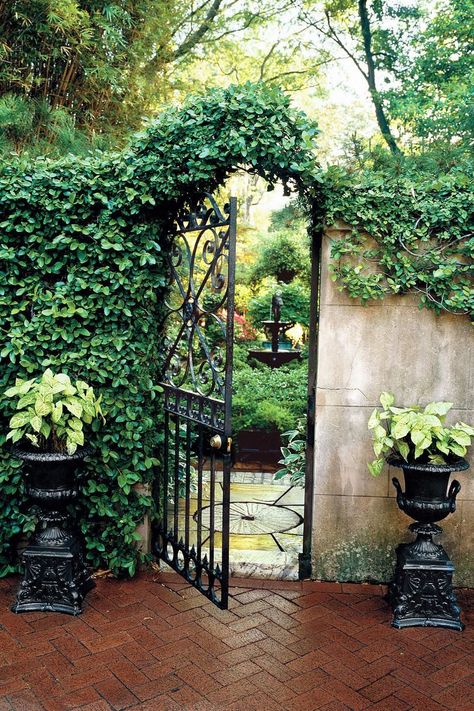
[{"x1": 0, "y1": 82, "x2": 321, "y2": 577}]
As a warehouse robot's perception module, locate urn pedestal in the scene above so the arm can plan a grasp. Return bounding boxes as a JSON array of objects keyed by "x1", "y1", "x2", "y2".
[
  {"x1": 389, "y1": 457, "x2": 469, "y2": 631},
  {"x1": 12, "y1": 448, "x2": 95, "y2": 616}
]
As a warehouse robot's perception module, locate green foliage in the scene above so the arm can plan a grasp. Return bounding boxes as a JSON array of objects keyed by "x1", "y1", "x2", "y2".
[
  {"x1": 4, "y1": 370, "x2": 103, "y2": 455},
  {"x1": 269, "y1": 200, "x2": 307, "y2": 233},
  {"x1": 368, "y1": 392, "x2": 474, "y2": 476},
  {"x1": 249, "y1": 231, "x2": 310, "y2": 285},
  {"x1": 232, "y1": 362, "x2": 307, "y2": 433},
  {"x1": 274, "y1": 419, "x2": 306, "y2": 487},
  {"x1": 0, "y1": 1, "x2": 185, "y2": 156},
  {"x1": 325, "y1": 166, "x2": 474, "y2": 316},
  {"x1": 384, "y1": 0, "x2": 474, "y2": 150},
  {"x1": 0, "y1": 81, "x2": 319, "y2": 576},
  {"x1": 248, "y1": 281, "x2": 310, "y2": 328}
]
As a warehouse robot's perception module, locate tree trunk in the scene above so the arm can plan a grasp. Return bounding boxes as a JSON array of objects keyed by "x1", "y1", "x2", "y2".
[{"x1": 358, "y1": 0, "x2": 401, "y2": 155}]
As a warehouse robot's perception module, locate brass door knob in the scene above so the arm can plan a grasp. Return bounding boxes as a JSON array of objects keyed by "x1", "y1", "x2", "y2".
[{"x1": 209, "y1": 435, "x2": 222, "y2": 449}]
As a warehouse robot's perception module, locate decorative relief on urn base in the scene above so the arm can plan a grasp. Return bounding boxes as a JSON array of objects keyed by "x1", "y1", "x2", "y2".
[
  {"x1": 12, "y1": 540, "x2": 95, "y2": 616},
  {"x1": 390, "y1": 525, "x2": 464, "y2": 631}
]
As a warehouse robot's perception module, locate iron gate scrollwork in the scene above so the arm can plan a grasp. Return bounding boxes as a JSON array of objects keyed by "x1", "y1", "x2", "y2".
[{"x1": 152, "y1": 193, "x2": 236, "y2": 609}]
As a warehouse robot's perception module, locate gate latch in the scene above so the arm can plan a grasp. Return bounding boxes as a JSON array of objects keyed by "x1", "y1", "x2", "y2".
[
  {"x1": 209, "y1": 435, "x2": 233, "y2": 454},
  {"x1": 209, "y1": 435, "x2": 222, "y2": 449}
]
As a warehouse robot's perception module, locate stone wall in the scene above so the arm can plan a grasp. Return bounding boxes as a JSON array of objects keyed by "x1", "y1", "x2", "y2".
[{"x1": 311, "y1": 223, "x2": 473, "y2": 586}]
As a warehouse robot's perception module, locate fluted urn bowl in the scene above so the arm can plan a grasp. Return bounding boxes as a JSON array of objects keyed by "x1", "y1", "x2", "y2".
[{"x1": 389, "y1": 456, "x2": 469, "y2": 524}]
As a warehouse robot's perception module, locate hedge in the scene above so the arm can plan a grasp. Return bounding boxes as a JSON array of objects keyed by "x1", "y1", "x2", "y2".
[{"x1": 0, "y1": 82, "x2": 320, "y2": 576}]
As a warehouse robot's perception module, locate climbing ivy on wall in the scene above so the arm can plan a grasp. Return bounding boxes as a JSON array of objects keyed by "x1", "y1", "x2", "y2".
[
  {"x1": 0, "y1": 82, "x2": 320, "y2": 576},
  {"x1": 324, "y1": 167, "x2": 474, "y2": 317}
]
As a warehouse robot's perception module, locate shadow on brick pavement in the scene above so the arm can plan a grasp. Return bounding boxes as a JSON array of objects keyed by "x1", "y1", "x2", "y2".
[{"x1": 0, "y1": 573, "x2": 472, "y2": 710}]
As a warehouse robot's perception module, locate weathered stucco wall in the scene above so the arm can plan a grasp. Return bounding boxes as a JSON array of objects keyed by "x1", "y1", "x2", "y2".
[{"x1": 312, "y1": 223, "x2": 473, "y2": 586}]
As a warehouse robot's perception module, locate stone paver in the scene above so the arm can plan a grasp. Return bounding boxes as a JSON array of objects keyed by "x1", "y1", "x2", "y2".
[{"x1": 0, "y1": 573, "x2": 472, "y2": 710}]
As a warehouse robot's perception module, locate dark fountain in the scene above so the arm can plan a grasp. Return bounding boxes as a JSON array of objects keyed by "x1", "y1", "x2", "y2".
[{"x1": 248, "y1": 292, "x2": 302, "y2": 368}]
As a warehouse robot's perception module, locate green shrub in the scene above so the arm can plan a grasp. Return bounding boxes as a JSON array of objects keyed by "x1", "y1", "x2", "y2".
[
  {"x1": 232, "y1": 362, "x2": 307, "y2": 432},
  {"x1": 249, "y1": 231, "x2": 310, "y2": 285}
]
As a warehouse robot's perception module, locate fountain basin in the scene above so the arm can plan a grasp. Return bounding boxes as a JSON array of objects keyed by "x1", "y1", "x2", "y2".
[{"x1": 248, "y1": 349, "x2": 302, "y2": 368}]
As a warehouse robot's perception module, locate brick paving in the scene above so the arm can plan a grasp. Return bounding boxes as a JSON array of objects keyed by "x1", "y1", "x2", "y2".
[{"x1": 0, "y1": 573, "x2": 472, "y2": 710}]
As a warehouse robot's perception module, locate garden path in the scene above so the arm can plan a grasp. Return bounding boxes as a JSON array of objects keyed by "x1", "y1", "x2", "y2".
[{"x1": 0, "y1": 573, "x2": 472, "y2": 710}]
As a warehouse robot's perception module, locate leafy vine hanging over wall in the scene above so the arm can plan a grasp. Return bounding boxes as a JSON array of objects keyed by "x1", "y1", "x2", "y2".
[{"x1": 324, "y1": 167, "x2": 473, "y2": 317}]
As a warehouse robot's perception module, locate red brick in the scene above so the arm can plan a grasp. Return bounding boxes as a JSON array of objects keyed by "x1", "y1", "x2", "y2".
[
  {"x1": 218, "y1": 642, "x2": 265, "y2": 666},
  {"x1": 8, "y1": 688, "x2": 46, "y2": 711},
  {"x1": 360, "y1": 674, "x2": 400, "y2": 702},
  {"x1": 254, "y1": 653, "x2": 298, "y2": 681},
  {"x1": 210, "y1": 660, "x2": 260, "y2": 686},
  {"x1": 265, "y1": 593, "x2": 300, "y2": 615},
  {"x1": 228, "y1": 613, "x2": 268, "y2": 633},
  {"x1": 288, "y1": 669, "x2": 330, "y2": 694},
  {"x1": 429, "y1": 658, "x2": 473, "y2": 687},
  {"x1": 396, "y1": 686, "x2": 447, "y2": 710},
  {"x1": 225, "y1": 691, "x2": 276, "y2": 711},
  {"x1": 56, "y1": 686, "x2": 102, "y2": 709},
  {"x1": 108, "y1": 658, "x2": 149, "y2": 689},
  {"x1": 320, "y1": 679, "x2": 370, "y2": 710},
  {"x1": 206, "y1": 678, "x2": 258, "y2": 705},
  {"x1": 322, "y1": 660, "x2": 370, "y2": 691},
  {"x1": 261, "y1": 605, "x2": 298, "y2": 629},
  {"x1": 221, "y1": 627, "x2": 266, "y2": 649},
  {"x1": 284, "y1": 686, "x2": 335, "y2": 710},
  {"x1": 59, "y1": 666, "x2": 113, "y2": 693},
  {"x1": 367, "y1": 696, "x2": 409, "y2": 710},
  {"x1": 53, "y1": 634, "x2": 90, "y2": 661},
  {"x1": 251, "y1": 670, "x2": 296, "y2": 702},
  {"x1": 302, "y1": 581, "x2": 343, "y2": 593},
  {"x1": 391, "y1": 665, "x2": 443, "y2": 697},
  {"x1": 232, "y1": 589, "x2": 270, "y2": 604},
  {"x1": 132, "y1": 675, "x2": 183, "y2": 701},
  {"x1": 94, "y1": 676, "x2": 138, "y2": 709},
  {"x1": 175, "y1": 663, "x2": 221, "y2": 694},
  {"x1": 0, "y1": 576, "x2": 471, "y2": 711},
  {"x1": 232, "y1": 600, "x2": 270, "y2": 617},
  {"x1": 83, "y1": 631, "x2": 132, "y2": 653}
]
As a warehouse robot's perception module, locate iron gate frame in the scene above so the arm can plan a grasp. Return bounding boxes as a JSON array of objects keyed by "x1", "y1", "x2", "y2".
[{"x1": 152, "y1": 194, "x2": 237, "y2": 609}]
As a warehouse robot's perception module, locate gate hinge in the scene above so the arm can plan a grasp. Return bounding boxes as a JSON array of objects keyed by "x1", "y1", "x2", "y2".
[{"x1": 227, "y1": 437, "x2": 232, "y2": 453}]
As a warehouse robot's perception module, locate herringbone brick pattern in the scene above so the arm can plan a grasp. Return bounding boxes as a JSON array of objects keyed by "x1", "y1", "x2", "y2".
[{"x1": 0, "y1": 573, "x2": 472, "y2": 710}]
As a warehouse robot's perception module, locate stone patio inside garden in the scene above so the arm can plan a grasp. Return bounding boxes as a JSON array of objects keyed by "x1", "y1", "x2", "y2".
[{"x1": 0, "y1": 572, "x2": 472, "y2": 711}]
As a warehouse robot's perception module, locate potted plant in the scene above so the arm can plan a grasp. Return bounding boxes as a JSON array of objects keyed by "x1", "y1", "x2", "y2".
[
  {"x1": 368, "y1": 392, "x2": 473, "y2": 630},
  {"x1": 4, "y1": 369, "x2": 104, "y2": 615}
]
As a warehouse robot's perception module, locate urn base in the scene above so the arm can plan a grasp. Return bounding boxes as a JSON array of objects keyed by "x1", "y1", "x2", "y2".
[
  {"x1": 12, "y1": 537, "x2": 95, "y2": 616},
  {"x1": 390, "y1": 527, "x2": 463, "y2": 631}
]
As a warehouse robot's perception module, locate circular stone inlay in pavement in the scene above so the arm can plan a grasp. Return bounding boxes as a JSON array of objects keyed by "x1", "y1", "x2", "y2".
[{"x1": 195, "y1": 502, "x2": 303, "y2": 535}]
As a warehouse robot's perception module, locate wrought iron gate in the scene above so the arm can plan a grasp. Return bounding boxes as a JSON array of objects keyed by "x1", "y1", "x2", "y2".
[{"x1": 152, "y1": 194, "x2": 236, "y2": 609}]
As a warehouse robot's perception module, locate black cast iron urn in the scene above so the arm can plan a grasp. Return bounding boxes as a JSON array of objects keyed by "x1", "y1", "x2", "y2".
[
  {"x1": 12, "y1": 447, "x2": 95, "y2": 615},
  {"x1": 389, "y1": 456, "x2": 469, "y2": 631}
]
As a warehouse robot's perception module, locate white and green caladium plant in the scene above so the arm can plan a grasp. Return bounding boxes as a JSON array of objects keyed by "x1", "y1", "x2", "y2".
[
  {"x1": 368, "y1": 392, "x2": 474, "y2": 477},
  {"x1": 4, "y1": 369, "x2": 104, "y2": 455}
]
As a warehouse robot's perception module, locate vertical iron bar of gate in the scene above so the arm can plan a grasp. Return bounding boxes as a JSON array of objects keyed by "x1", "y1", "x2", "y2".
[{"x1": 220, "y1": 195, "x2": 237, "y2": 609}]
